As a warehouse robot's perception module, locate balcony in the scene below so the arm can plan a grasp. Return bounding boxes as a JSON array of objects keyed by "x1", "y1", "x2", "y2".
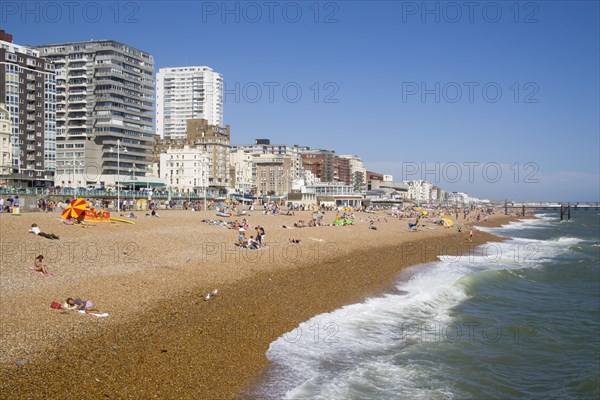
[
  {"x1": 27, "y1": 94, "x2": 36, "y2": 101},
  {"x1": 68, "y1": 96, "x2": 86, "y2": 103},
  {"x1": 26, "y1": 155, "x2": 36, "y2": 161},
  {"x1": 68, "y1": 63, "x2": 87, "y2": 70},
  {"x1": 26, "y1": 135, "x2": 35, "y2": 141},
  {"x1": 27, "y1": 84, "x2": 35, "y2": 91},
  {"x1": 26, "y1": 145, "x2": 35, "y2": 150},
  {"x1": 27, "y1": 105, "x2": 36, "y2": 111},
  {"x1": 67, "y1": 113, "x2": 87, "y2": 120},
  {"x1": 27, "y1": 124, "x2": 36, "y2": 130},
  {"x1": 26, "y1": 114, "x2": 35, "y2": 121}
]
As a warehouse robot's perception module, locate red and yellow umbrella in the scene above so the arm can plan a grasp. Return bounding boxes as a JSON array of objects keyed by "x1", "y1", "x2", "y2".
[{"x1": 62, "y1": 198, "x2": 87, "y2": 220}]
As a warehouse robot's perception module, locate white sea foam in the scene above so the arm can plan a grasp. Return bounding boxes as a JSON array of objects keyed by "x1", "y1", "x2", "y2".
[{"x1": 254, "y1": 219, "x2": 586, "y2": 399}]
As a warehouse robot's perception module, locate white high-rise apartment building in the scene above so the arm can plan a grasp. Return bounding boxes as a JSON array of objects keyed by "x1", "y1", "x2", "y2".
[{"x1": 156, "y1": 66, "x2": 223, "y2": 140}]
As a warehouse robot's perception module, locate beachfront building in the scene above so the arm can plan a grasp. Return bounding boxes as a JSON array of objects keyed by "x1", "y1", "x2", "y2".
[
  {"x1": 335, "y1": 156, "x2": 351, "y2": 185},
  {"x1": 448, "y1": 191, "x2": 483, "y2": 205},
  {"x1": 286, "y1": 192, "x2": 317, "y2": 208},
  {"x1": 300, "y1": 149, "x2": 336, "y2": 182},
  {"x1": 304, "y1": 182, "x2": 362, "y2": 208},
  {"x1": 231, "y1": 139, "x2": 306, "y2": 183},
  {"x1": 0, "y1": 103, "x2": 12, "y2": 178},
  {"x1": 430, "y1": 186, "x2": 448, "y2": 203},
  {"x1": 155, "y1": 118, "x2": 230, "y2": 194},
  {"x1": 448, "y1": 192, "x2": 469, "y2": 205},
  {"x1": 303, "y1": 169, "x2": 320, "y2": 186},
  {"x1": 0, "y1": 32, "x2": 56, "y2": 187},
  {"x1": 159, "y1": 145, "x2": 210, "y2": 195},
  {"x1": 404, "y1": 180, "x2": 434, "y2": 203},
  {"x1": 35, "y1": 40, "x2": 155, "y2": 187},
  {"x1": 338, "y1": 154, "x2": 366, "y2": 193},
  {"x1": 252, "y1": 154, "x2": 294, "y2": 196},
  {"x1": 229, "y1": 147, "x2": 253, "y2": 194},
  {"x1": 156, "y1": 66, "x2": 223, "y2": 140},
  {"x1": 367, "y1": 181, "x2": 409, "y2": 199},
  {"x1": 304, "y1": 181, "x2": 355, "y2": 196},
  {"x1": 366, "y1": 171, "x2": 384, "y2": 190},
  {"x1": 230, "y1": 138, "x2": 310, "y2": 156}
]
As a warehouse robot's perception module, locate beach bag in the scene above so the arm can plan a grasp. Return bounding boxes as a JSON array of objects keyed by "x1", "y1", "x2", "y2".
[{"x1": 50, "y1": 301, "x2": 62, "y2": 309}]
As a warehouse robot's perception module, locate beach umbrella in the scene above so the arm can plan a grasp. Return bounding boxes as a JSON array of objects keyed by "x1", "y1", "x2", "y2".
[
  {"x1": 61, "y1": 197, "x2": 87, "y2": 219},
  {"x1": 442, "y1": 217, "x2": 454, "y2": 227}
]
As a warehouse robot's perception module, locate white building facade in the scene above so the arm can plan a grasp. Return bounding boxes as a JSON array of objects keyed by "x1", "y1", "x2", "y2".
[
  {"x1": 156, "y1": 66, "x2": 223, "y2": 140},
  {"x1": 159, "y1": 145, "x2": 210, "y2": 194},
  {"x1": 229, "y1": 148, "x2": 254, "y2": 194},
  {"x1": 0, "y1": 103, "x2": 12, "y2": 177},
  {"x1": 405, "y1": 180, "x2": 434, "y2": 202}
]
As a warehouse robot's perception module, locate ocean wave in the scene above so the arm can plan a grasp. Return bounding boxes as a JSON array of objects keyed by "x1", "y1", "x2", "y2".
[{"x1": 256, "y1": 224, "x2": 592, "y2": 399}]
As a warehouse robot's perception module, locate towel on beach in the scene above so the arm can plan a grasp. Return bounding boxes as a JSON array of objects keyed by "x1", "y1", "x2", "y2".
[
  {"x1": 28, "y1": 267, "x2": 54, "y2": 277},
  {"x1": 77, "y1": 310, "x2": 109, "y2": 317}
]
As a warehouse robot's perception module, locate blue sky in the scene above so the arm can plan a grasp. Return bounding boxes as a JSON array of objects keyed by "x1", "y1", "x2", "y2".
[{"x1": 2, "y1": 0, "x2": 599, "y2": 201}]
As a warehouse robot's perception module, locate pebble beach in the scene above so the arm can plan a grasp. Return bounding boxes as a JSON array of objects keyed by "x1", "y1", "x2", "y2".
[{"x1": 0, "y1": 209, "x2": 520, "y2": 399}]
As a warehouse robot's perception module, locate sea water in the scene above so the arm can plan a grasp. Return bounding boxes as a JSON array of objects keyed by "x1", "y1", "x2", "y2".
[{"x1": 247, "y1": 210, "x2": 600, "y2": 399}]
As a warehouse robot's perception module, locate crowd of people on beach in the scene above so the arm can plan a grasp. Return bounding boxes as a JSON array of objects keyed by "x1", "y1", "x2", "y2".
[
  {"x1": 0, "y1": 195, "x2": 20, "y2": 213},
  {"x1": 236, "y1": 225, "x2": 266, "y2": 250},
  {"x1": 16, "y1": 197, "x2": 512, "y2": 322}
]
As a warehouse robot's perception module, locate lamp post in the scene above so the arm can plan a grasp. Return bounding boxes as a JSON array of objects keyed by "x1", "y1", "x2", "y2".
[
  {"x1": 145, "y1": 165, "x2": 152, "y2": 210},
  {"x1": 110, "y1": 140, "x2": 127, "y2": 212},
  {"x1": 203, "y1": 156, "x2": 209, "y2": 211},
  {"x1": 146, "y1": 165, "x2": 150, "y2": 191},
  {"x1": 131, "y1": 163, "x2": 137, "y2": 203},
  {"x1": 72, "y1": 151, "x2": 77, "y2": 199},
  {"x1": 72, "y1": 151, "x2": 76, "y2": 196}
]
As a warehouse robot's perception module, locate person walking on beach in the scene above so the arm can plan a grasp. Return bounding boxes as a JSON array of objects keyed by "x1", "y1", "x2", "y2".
[
  {"x1": 29, "y1": 224, "x2": 60, "y2": 240},
  {"x1": 466, "y1": 230, "x2": 474, "y2": 242}
]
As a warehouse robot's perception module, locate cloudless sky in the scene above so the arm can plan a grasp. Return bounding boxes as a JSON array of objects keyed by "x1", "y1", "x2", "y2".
[{"x1": 2, "y1": 0, "x2": 598, "y2": 201}]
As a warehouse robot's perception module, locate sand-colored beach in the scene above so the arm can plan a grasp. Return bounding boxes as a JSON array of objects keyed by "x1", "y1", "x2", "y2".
[{"x1": 0, "y1": 208, "x2": 521, "y2": 399}]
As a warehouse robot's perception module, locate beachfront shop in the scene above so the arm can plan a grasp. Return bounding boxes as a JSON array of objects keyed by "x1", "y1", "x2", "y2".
[
  {"x1": 333, "y1": 195, "x2": 363, "y2": 208},
  {"x1": 286, "y1": 192, "x2": 317, "y2": 208}
]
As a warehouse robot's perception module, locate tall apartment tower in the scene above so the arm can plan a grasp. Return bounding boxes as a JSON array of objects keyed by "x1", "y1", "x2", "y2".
[
  {"x1": 156, "y1": 66, "x2": 223, "y2": 140},
  {"x1": 300, "y1": 149, "x2": 336, "y2": 183},
  {"x1": 0, "y1": 36, "x2": 56, "y2": 187},
  {"x1": 338, "y1": 154, "x2": 366, "y2": 193},
  {"x1": 35, "y1": 40, "x2": 154, "y2": 185}
]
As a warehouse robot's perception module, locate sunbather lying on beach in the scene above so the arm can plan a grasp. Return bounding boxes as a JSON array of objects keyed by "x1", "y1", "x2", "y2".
[
  {"x1": 63, "y1": 297, "x2": 103, "y2": 314},
  {"x1": 29, "y1": 223, "x2": 59, "y2": 240}
]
